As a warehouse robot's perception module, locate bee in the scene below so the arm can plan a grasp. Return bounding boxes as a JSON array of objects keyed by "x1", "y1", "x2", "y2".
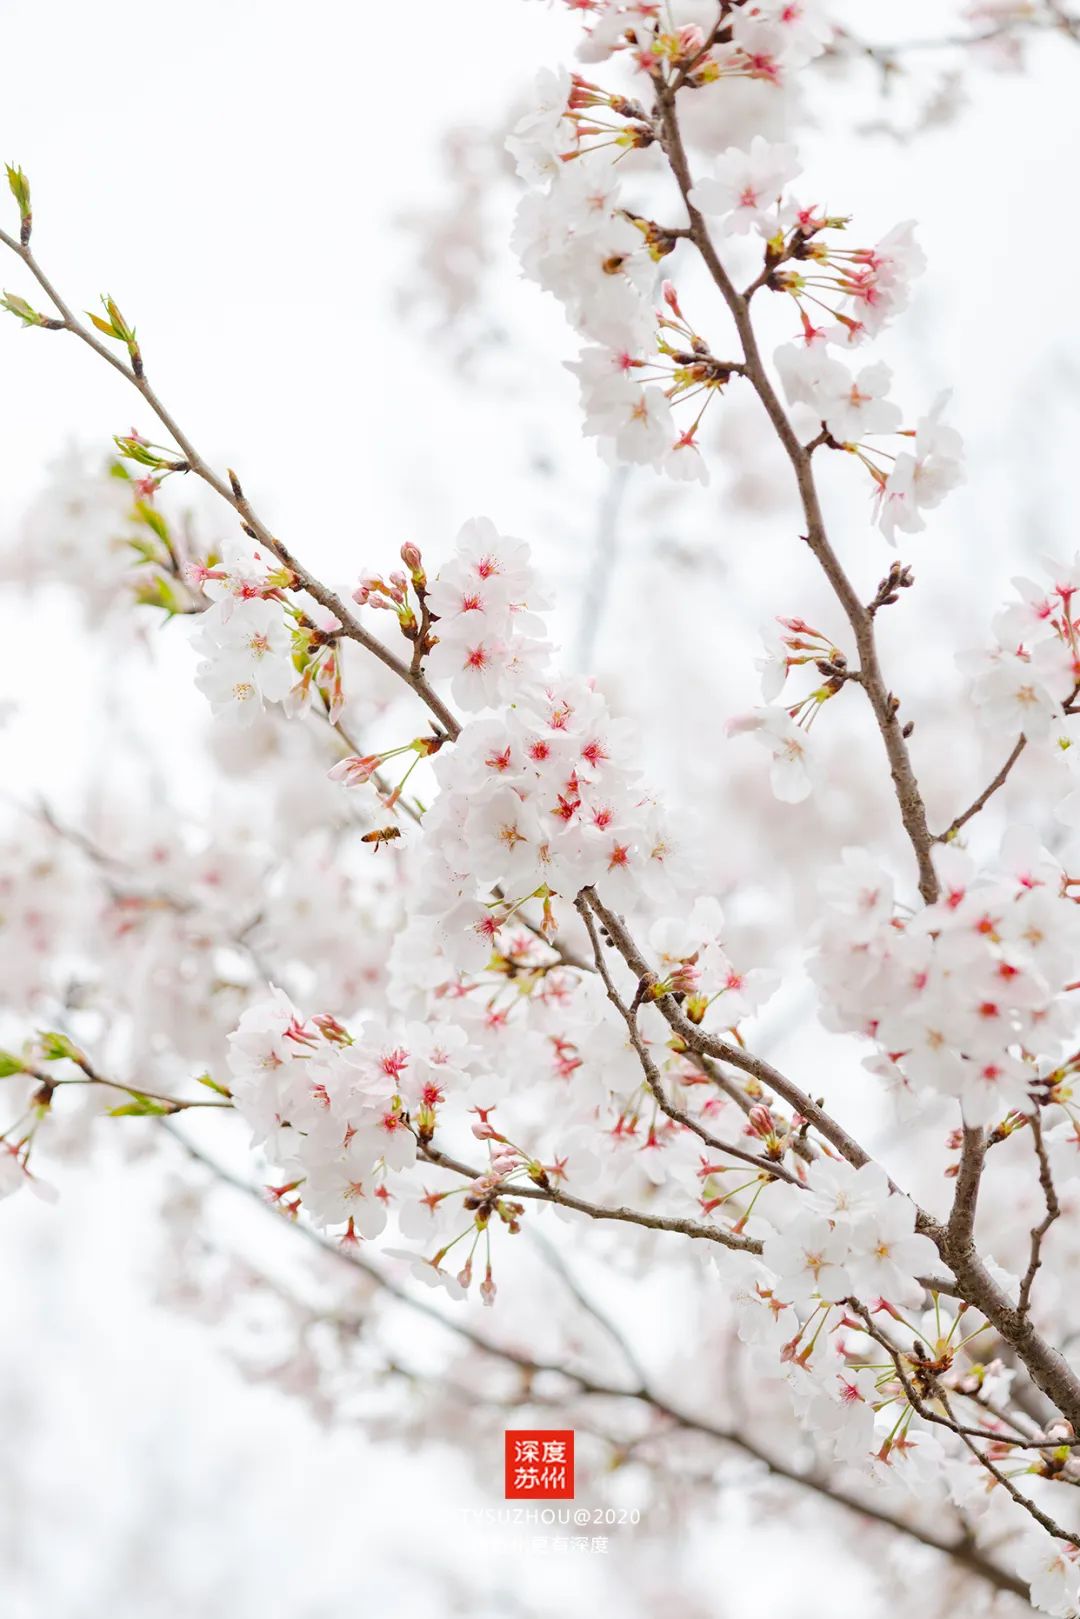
[{"x1": 361, "y1": 825, "x2": 402, "y2": 851}]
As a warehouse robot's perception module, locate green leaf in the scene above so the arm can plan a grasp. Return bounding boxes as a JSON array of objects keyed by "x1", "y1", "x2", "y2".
[
  {"x1": 196, "y1": 1073, "x2": 232, "y2": 1098},
  {"x1": 108, "y1": 1095, "x2": 170, "y2": 1117},
  {"x1": 5, "y1": 163, "x2": 30, "y2": 217},
  {"x1": 133, "y1": 573, "x2": 186, "y2": 618},
  {"x1": 1, "y1": 290, "x2": 41, "y2": 327},
  {"x1": 113, "y1": 436, "x2": 169, "y2": 470},
  {"x1": 133, "y1": 499, "x2": 170, "y2": 545},
  {"x1": 97, "y1": 295, "x2": 137, "y2": 356},
  {"x1": 36, "y1": 1030, "x2": 81, "y2": 1063},
  {"x1": 0, "y1": 1050, "x2": 26, "y2": 1077}
]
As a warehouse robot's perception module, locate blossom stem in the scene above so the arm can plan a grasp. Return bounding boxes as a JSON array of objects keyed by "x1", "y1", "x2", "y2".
[
  {"x1": 653, "y1": 80, "x2": 940, "y2": 907},
  {"x1": 0, "y1": 226, "x2": 462, "y2": 745}
]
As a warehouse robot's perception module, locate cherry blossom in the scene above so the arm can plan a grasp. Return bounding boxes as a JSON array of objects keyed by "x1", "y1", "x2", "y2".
[
  {"x1": 728, "y1": 707, "x2": 817, "y2": 802},
  {"x1": 689, "y1": 135, "x2": 802, "y2": 236},
  {"x1": 3, "y1": 15, "x2": 1080, "y2": 1614}
]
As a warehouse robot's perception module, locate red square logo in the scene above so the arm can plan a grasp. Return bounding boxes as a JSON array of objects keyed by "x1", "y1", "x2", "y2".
[{"x1": 504, "y1": 1429, "x2": 575, "y2": 1499}]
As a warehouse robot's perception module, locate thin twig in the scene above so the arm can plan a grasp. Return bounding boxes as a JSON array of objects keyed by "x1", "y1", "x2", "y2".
[
  {"x1": 0, "y1": 226, "x2": 461, "y2": 743},
  {"x1": 526, "y1": 1227, "x2": 649, "y2": 1388},
  {"x1": 163, "y1": 1119, "x2": 1028, "y2": 1601},
  {"x1": 575, "y1": 894, "x2": 801, "y2": 1185},
  {"x1": 582, "y1": 887, "x2": 883, "y2": 1174},
  {"x1": 418, "y1": 1141, "x2": 763, "y2": 1254},
  {"x1": 851, "y1": 1303, "x2": 1080, "y2": 1548},
  {"x1": 947, "y1": 1125, "x2": 986, "y2": 1257},
  {"x1": 935, "y1": 736, "x2": 1027, "y2": 842},
  {"x1": 936, "y1": 684, "x2": 1078, "y2": 842},
  {"x1": 1019, "y1": 1113, "x2": 1061, "y2": 1321},
  {"x1": 652, "y1": 80, "x2": 940, "y2": 906}
]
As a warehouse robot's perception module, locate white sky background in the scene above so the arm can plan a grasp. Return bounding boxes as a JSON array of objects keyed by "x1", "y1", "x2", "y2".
[{"x1": 3, "y1": 2, "x2": 1080, "y2": 1615}]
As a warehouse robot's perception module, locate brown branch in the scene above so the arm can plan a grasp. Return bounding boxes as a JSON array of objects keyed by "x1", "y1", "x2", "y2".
[
  {"x1": 941, "y1": 1390, "x2": 1080, "y2": 1550},
  {"x1": 582, "y1": 887, "x2": 884, "y2": 1175},
  {"x1": 832, "y1": 7, "x2": 1080, "y2": 67},
  {"x1": 687, "y1": 1047, "x2": 815, "y2": 1165},
  {"x1": 33, "y1": 1037, "x2": 761, "y2": 1250},
  {"x1": 418, "y1": 1142, "x2": 763, "y2": 1254},
  {"x1": 935, "y1": 736, "x2": 1027, "y2": 843},
  {"x1": 850, "y1": 1303, "x2": 1080, "y2": 1550},
  {"x1": 165, "y1": 1120, "x2": 1028, "y2": 1603},
  {"x1": 0, "y1": 225, "x2": 460, "y2": 743},
  {"x1": 937, "y1": 685, "x2": 1077, "y2": 843},
  {"x1": 590, "y1": 850, "x2": 1080, "y2": 1437},
  {"x1": 932, "y1": 1120, "x2": 1080, "y2": 1430},
  {"x1": 582, "y1": 882, "x2": 1080, "y2": 1393},
  {"x1": 26, "y1": 1060, "x2": 230, "y2": 1115},
  {"x1": 647, "y1": 82, "x2": 1080, "y2": 1434},
  {"x1": 652, "y1": 81, "x2": 939, "y2": 906},
  {"x1": 574, "y1": 894, "x2": 802, "y2": 1186},
  {"x1": 1019, "y1": 1113, "x2": 1061, "y2": 1321},
  {"x1": 947, "y1": 1125, "x2": 987, "y2": 1255}
]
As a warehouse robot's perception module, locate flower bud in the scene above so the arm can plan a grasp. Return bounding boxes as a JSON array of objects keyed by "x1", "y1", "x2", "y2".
[
  {"x1": 327, "y1": 753, "x2": 380, "y2": 787},
  {"x1": 400, "y1": 541, "x2": 425, "y2": 589},
  {"x1": 747, "y1": 1104, "x2": 775, "y2": 1138}
]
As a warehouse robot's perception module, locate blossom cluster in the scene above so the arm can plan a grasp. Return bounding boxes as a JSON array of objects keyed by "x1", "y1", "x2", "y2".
[
  {"x1": 572, "y1": 0, "x2": 832, "y2": 82},
  {"x1": 762, "y1": 1157, "x2": 936, "y2": 1312},
  {"x1": 511, "y1": 133, "x2": 698, "y2": 477},
  {"x1": 960, "y1": 553, "x2": 1080, "y2": 744},
  {"x1": 413, "y1": 543, "x2": 687, "y2": 970},
  {"x1": 190, "y1": 539, "x2": 345, "y2": 726},
  {"x1": 812, "y1": 839, "x2": 1080, "y2": 1127},
  {"x1": 699, "y1": 144, "x2": 964, "y2": 536},
  {"x1": 509, "y1": 33, "x2": 964, "y2": 527},
  {"x1": 415, "y1": 516, "x2": 550, "y2": 711},
  {"x1": 323, "y1": 517, "x2": 690, "y2": 972},
  {"x1": 228, "y1": 988, "x2": 426, "y2": 1232}
]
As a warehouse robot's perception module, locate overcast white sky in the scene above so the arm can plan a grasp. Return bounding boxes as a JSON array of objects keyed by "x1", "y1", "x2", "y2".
[{"x1": 4, "y1": 3, "x2": 1080, "y2": 1614}]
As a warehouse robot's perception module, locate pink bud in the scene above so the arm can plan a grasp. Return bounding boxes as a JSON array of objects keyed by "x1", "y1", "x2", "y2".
[
  {"x1": 327, "y1": 754, "x2": 380, "y2": 787},
  {"x1": 747, "y1": 1105, "x2": 775, "y2": 1138},
  {"x1": 669, "y1": 961, "x2": 700, "y2": 995},
  {"x1": 313, "y1": 1013, "x2": 349, "y2": 1043}
]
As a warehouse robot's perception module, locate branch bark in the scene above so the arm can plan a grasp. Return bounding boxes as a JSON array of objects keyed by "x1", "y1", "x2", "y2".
[
  {"x1": 653, "y1": 81, "x2": 940, "y2": 906},
  {"x1": 575, "y1": 893, "x2": 802, "y2": 1186}
]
